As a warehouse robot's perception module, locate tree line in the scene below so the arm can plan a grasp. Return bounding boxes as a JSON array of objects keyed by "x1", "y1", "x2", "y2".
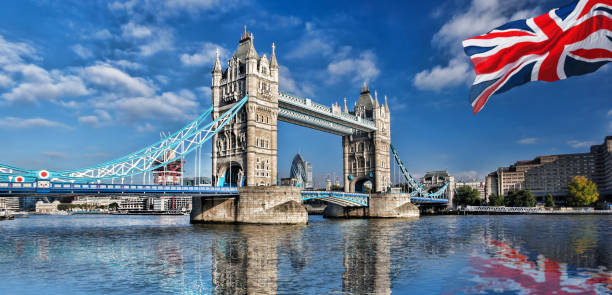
[{"x1": 454, "y1": 176, "x2": 600, "y2": 207}]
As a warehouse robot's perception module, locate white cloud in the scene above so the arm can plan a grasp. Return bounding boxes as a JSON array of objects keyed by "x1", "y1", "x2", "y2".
[
  {"x1": 414, "y1": 57, "x2": 472, "y2": 91},
  {"x1": 165, "y1": 0, "x2": 221, "y2": 11},
  {"x1": 72, "y1": 44, "x2": 93, "y2": 59},
  {"x1": 94, "y1": 89, "x2": 199, "y2": 122},
  {"x1": 607, "y1": 109, "x2": 612, "y2": 117},
  {"x1": 0, "y1": 117, "x2": 69, "y2": 128},
  {"x1": 92, "y1": 29, "x2": 113, "y2": 40},
  {"x1": 517, "y1": 137, "x2": 538, "y2": 145},
  {"x1": 95, "y1": 110, "x2": 112, "y2": 121},
  {"x1": 109, "y1": 0, "x2": 231, "y2": 21},
  {"x1": 279, "y1": 65, "x2": 315, "y2": 97},
  {"x1": 81, "y1": 64, "x2": 155, "y2": 96},
  {"x1": 180, "y1": 42, "x2": 229, "y2": 67},
  {"x1": 328, "y1": 50, "x2": 380, "y2": 83},
  {"x1": 121, "y1": 22, "x2": 153, "y2": 39},
  {"x1": 108, "y1": 59, "x2": 143, "y2": 70},
  {"x1": 414, "y1": 0, "x2": 542, "y2": 91},
  {"x1": 136, "y1": 122, "x2": 155, "y2": 133},
  {"x1": 2, "y1": 67, "x2": 88, "y2": 103},
  {"x1": 119, "y1": 22, "x2": 174, "y2": 56},
  {"x1": 0, "y1": 35, "x2": 89, "y2": 103},
  {"x1": 286, "y1": 22, "x2": 334, "y2": 59},
  {"x1": 568, "y1": 140, "x2": 595, "y2": 148},
  {"x1": 0, "y1": 73, "x2": 13, "y2": 88},
  {"x1": 196, "y1": 86, "x2": 212, "y2": 104},
  {"x1": 433, "y1": 0, "x2": 539, "y2": 49},
  {"x1": 0, "y1": 35, "x2": 37, "y2": 66},
  {"x1": 78, "y1": 111, "x2": 111, "y2": 127},
  {"x1": 78, "y1": 115, "x2": 100, "y2": 127}
]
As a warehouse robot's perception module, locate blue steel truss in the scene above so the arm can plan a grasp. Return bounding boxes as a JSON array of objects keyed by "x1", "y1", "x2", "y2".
[
  {"x1": 390, "y1": 144, "x2": 449, "y2": 203},
  {"x1": 0, "y1": 95, "x2": 249, "y2": 182},
  {"x1": 301, "y1": 191, "x2": 369, "y2": 207}
]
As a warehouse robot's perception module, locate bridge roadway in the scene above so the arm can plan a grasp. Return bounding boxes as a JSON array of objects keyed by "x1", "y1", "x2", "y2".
[
  {"x1": 277, "y1": 92, "x2": 377, "y2": 136},
  {"x1": 0, "y1": 182, "x2": 446, "y2": 206}
]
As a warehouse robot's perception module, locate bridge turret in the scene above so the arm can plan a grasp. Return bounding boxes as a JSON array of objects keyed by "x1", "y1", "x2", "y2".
[
  {"x1": 343, "y1": 83, "x2": 391, "y2": 193},
  {"x1": 212, "y1": 28, "x2": 279, "y2": 187},
  {"x1": 211, "y1": 49, "x2": 222, "y2": 113},
  {"x1": 270, "y1": 43, "x2": 278, "y2": 81}
]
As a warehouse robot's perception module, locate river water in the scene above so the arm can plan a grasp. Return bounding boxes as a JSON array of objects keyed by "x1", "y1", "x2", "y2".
[{"x1": 0, "y1": 214, "x2": 610, "y2": 294}]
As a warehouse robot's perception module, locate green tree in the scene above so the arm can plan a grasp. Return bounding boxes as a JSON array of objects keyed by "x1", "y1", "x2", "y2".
[
  {"x1": 505, "y1": 190, "x2": 536, "y2": 207},
  {"x1": 545, "y1": 193, "x2": 555, "y2": 207},
  {"x1": 488, "y1": 193, "x2": 504, "y2": 206},
  {"x1": 455, "y1": 186, "x2": 482, "y2": 206},
  {"x1": 567, "y1": 176, "x2": 598, "y2": 206},
  {"x1": 109, "y1": 202, "x2": 119, "y2": 211}
]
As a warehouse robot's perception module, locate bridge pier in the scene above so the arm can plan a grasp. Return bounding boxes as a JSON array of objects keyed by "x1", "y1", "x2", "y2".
[
  {"x1": 323, "y1": 193, "x2": 419, "y2": 218},
  {"x1": 190, "y1": 186, "x2": 308, "y2": 224}
]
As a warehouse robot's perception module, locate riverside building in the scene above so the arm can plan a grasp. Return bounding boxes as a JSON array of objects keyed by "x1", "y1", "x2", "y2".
[{"x1": 486, "y1": 136, "x2": 612, "y2": 201}]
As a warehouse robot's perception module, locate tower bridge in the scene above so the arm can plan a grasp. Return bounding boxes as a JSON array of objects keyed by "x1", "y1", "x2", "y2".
[{"x1": 0, "y1": 29, "x2": 449, "y2": 223}]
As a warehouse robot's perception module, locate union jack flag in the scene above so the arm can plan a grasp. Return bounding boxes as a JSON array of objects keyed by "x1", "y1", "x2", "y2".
[{"x1": 463, "y1": 0, "x2": 612, "y2": 114}]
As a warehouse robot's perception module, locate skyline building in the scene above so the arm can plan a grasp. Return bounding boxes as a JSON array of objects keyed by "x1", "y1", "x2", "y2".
[
  {"x1": 486, "y1": 136, "x2": 612, "y2": 201},
  {"x1": 289, "y1": 153, "x2": 313, "y2": 189}
]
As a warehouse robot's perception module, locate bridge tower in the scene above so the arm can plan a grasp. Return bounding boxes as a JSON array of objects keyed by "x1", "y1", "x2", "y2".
[
  {"x1": 211, "y1": 28, "x2": 279, "y2": 187},
  {"x1": 342, "y1": 84, "x2": 391, "y2": 193}
]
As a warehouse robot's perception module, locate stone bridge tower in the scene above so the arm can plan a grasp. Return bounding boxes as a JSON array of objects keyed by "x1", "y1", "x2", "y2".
[
  {"x1": 211, "y1": 28, "x2": 279, "y2": 187},
  {"x1": 342, "y1": 84, "x2": 391, "y2": 193}
]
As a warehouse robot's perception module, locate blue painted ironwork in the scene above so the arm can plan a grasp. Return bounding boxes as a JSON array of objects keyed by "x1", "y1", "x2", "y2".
[
  {"x1": 390, "y1": 144, "x2": 449, "y2": 204},
  {"x1": 0, "y1": 181, "x2": 238, "y2": 196},
  {"x1": 301, "y1": 190, "x2": 368, "y2": 207},
  {"x1": 0, "y1": 95, "x2": 249, "y2": 182},
  {"x1": 277, "y1": 91, "x2": 377, "y2": 135}
]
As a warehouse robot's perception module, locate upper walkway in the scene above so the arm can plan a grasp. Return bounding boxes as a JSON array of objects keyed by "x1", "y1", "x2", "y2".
[{"x1": 277, "y1": 92, "x2": 377, "y2": 136}]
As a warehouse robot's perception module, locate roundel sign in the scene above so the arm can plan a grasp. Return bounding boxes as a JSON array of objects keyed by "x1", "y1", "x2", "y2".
[
  {"x1": 38, "y1": 170, "x2": 50, "y2": 179},
  {"x1": 14, "y1": 176, "x2": 24, "y2": 182}
]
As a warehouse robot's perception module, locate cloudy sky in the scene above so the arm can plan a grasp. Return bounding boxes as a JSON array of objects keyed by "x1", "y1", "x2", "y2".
[{"x1": 0, "y1": 0, "x2": 610, "y2": 185}]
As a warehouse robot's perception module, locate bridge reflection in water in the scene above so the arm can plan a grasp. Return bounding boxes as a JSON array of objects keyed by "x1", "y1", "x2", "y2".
[{"x1": 0, "y1": 215, "x2": 610, "y2": 294}]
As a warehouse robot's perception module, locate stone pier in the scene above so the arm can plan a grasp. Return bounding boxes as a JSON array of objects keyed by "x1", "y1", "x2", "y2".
[
  {"x1": 190, "y1": 186, "x2": 308, "y2": 224},
  {"x1": 323, "y1": 193, "x2": 419, "y2": 218}
]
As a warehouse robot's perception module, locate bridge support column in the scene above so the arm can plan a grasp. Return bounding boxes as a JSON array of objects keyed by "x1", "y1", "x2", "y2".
[
  {"x1": 191, "y1": 186, "x2": 308, "y2": 224},
  {"x1": 323, "y1": 193, "x2": 419, "y2": 218}
]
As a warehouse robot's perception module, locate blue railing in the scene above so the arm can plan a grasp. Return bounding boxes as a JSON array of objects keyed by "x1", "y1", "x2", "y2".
[
  {"x1": 0, "y1": 182, "x2": 238, "y2": 196},
  {"x1": 301, "y1": 191, "x2": 369, "y2": 207}
]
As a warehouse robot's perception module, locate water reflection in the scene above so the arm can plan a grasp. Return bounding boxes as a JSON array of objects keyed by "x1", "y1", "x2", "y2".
[
  {"x1": 466, "y1": 239, "x2": 612, "y2": 294},
  {"x1": 0, "y1": 215, "x2": 610, "y2": 294},
  {"x1": 209, "y1": 224, "x2": 307, "y2": 294}
]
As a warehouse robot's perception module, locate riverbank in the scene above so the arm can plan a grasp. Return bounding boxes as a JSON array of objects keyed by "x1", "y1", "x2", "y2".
[{"x1": 456, "y1": 206, "x2": 612, "y2": 215}]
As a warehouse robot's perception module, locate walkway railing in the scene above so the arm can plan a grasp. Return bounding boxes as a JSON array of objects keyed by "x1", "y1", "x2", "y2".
[
  {"x1": 301, "y1": 191, "x2": 369, "y2": 207},
  {"x1": 0, "y1": 181, "x2": 238, "y2": 196},
  {"x1": 463, "y1": 206, "x2": 612, "y2": 214}
]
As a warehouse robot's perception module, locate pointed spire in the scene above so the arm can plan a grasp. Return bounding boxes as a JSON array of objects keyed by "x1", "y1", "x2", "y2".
[
  {"x1": 246, "y1": 34, "x2": 258, "y2": 59},
  {"x1": 384, "y1": 95, "x2": 389, "y2": 111},
  {"x1": 212, "y1": 48, "x2": 221, "y2": 73},
  {"x1": 374, "y1": 90, "x2": 379, "y2": 106},
  {"x1": 343, "y1": 97, "x2": 348, "y2": 113},
  {"x1": 241, "y1": 25, "x2": 249, "y2": 41},
  {"x1": 360, "y1": 81, "x2": 369, "y2": 94},
  {"x1": 270, "y1": 42, "x2": 278, "y2": 69}
]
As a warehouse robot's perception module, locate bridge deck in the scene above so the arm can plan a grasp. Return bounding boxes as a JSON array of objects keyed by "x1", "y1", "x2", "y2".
[
  {"x1": 0, "y1": 182, "x2": 239, "y2": 196},
  {"x1": 278, "y1": 92, "x2": 377, "y2": 135},
  {"x1": 1, "y1": 182, "x2": 448, "y2": 206}
]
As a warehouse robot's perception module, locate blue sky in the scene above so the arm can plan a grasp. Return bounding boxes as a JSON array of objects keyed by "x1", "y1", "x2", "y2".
[{"x1": 0, "y1": 0, "x2": 610, "y2": 185}]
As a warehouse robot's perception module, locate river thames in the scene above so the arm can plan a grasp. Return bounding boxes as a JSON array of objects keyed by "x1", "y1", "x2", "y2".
[{"x1": 0, "y1": 214, "x2": 610, "y2": 294}]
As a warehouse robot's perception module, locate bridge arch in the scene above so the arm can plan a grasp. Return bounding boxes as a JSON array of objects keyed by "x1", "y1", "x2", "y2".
[
  {"x1": 217, "y1": 162, "x2": 244, "y2": 187},
  {"x1": 351, "y1": 176, "x2": 375, "y2": 193}
]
